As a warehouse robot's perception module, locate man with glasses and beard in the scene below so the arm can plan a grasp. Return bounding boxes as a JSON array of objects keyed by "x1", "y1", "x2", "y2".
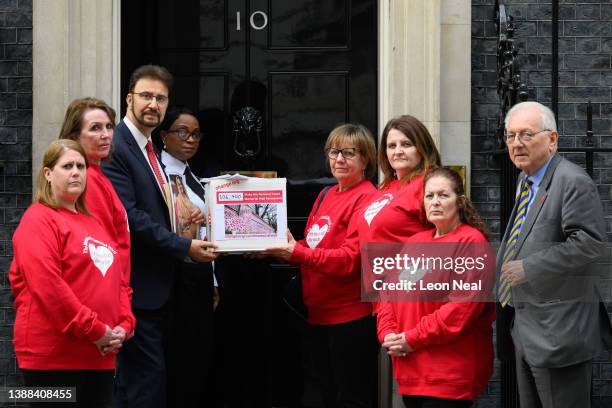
[{"x1": 103, "y1": 65, "x2": 217, "y2": 408}]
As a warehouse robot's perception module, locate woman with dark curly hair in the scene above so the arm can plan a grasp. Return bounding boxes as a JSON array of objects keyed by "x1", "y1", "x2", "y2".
[{"x1": 378, "y1": 167, "x2": 494, "y2": 408}]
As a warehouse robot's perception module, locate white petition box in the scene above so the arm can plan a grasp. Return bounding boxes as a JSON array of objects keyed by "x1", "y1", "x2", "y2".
[{"x1": 204, "y1": 175, "x2": 288, "y2": 252}]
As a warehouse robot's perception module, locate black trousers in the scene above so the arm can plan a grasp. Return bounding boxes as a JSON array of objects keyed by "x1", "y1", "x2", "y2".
[
  {"x1": 402, "y1": 395, "x2": 472, "y2": 408},
  {"x1": 166, "y1": 261, "x2": 215, "y2": 408},
  {"x1": 22, "y1": 368, "x2": 114, "y2": 408},
  {"x1": 115, "y1": 306, "x2": 173, "y2": 408},
  {"x1": 304, "y1": 315, "x2": 379, "y2": 408}
]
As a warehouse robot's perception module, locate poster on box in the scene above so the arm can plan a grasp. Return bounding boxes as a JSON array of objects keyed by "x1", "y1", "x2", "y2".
[{"x1": 205, "y1": 176, "x2": 287, "y2": 252}]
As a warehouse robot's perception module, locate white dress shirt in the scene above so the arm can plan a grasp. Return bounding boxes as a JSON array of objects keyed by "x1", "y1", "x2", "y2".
[{"x1": 160, "y1": 150, "x2": 217, "y2": 287}]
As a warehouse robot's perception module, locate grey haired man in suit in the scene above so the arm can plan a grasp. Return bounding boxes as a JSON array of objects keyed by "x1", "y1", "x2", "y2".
[{"x1": 497, "y1": 101, "x2": 612, "y2": 407}]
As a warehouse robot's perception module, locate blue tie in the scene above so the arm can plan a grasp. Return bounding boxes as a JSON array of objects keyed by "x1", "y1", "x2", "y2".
[{"x1": 498, "y1": 178, "x2": 532, "y2": 307}]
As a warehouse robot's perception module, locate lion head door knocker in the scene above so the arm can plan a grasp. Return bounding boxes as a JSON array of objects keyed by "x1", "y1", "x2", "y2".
[{"x1": 232, "y1": 106, "x2": 263, "y2": 158}]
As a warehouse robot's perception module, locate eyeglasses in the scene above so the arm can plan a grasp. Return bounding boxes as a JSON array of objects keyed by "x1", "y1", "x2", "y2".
[
  {"x1": 167, "y1": 128, "x2": 202, "y2": 141},
  {"x1": 327, "y1": 148, "x2": 359, "y2": 159},
  {"x1": 504, "y1": 129, "x2": 550, "y2": 144},
  {"x1": 132, "y1": 92, "x2": 169, "y2": 104}
]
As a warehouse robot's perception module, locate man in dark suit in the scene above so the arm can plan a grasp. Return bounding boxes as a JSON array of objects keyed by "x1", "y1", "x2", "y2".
[
  {"x1": 497, "y1": 101, "x2": 612, "y2": 407},
  {"x1": 103, "y1": 65, "x2": 217, "y2": 408}
]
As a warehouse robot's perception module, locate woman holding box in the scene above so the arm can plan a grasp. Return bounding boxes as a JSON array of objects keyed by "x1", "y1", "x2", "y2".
[
  {"x1": 266, "y1": 123, "x2": 378, "y2": 408},
  {"x1": 156, "y1": 106, "x2": 218, "y2": 407}
]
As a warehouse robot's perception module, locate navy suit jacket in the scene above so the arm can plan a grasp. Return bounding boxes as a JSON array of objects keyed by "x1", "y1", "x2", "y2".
[{"x1": 103, "y1": 120, "x2": 191, "y2": 309}]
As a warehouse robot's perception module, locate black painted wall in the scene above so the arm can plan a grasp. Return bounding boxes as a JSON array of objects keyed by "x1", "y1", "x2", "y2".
[{"x1": 0, "y1": 0, "x2": 30, "y2": 391}]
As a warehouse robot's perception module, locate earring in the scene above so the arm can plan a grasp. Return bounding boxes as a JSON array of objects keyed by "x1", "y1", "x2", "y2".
[{"x1": 162, "y1": 139, "x2": 167, "y2": 150}]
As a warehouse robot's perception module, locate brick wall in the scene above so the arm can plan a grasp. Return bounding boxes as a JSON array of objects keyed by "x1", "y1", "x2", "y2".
[
  {"x1": 0, "y1": 0, "x2": 31, "y2": 390},
  {"x1": 472, "y1": 0, "x2": 612, "y2": 406}
]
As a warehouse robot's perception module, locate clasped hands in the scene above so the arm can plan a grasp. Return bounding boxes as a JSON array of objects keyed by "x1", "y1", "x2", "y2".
[
  {"x1": 382, "y1": 332, "x2": 412, "y2": 358},
  {"x1": 95, "y1": 325, "x2": 130, "y2": 356}
]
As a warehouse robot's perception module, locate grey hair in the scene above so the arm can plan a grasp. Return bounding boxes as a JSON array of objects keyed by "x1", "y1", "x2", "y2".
[{"x1": 504, "y1": 101, "x2": 557, "y2": 132}]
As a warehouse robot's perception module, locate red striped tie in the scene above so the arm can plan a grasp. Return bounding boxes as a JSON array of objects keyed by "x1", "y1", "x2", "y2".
[{"x1": 145, "y1": 140, "x2": 167, "y2": 193}]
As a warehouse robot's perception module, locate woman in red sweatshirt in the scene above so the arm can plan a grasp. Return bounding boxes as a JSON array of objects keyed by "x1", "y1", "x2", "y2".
[
  {"x1": 59, "y1": 98, "x2": 133, "y2": 330},
  {"x1": 266, "y1": 124, "x2": 378, "y2": 407},
  {"x1": 378, "y1": 167, "x2": 495, "y2": 408},
  {"x1": 357, "y1": 115, "x2": 441, "y2": 302},
  {"x1": 10, "y1": 140, "x2": 134, "y2": 408},
  {"x1": 360, "y1": 115, "x2": 441, "y2": 241}
]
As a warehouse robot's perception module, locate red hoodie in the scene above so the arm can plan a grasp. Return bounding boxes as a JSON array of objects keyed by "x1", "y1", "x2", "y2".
[
  {"x1": 10, "y1": 203, "x2": 134, "y2": 370},
  {"x1": 290, "y1": 180, "x2": 376, "y2": 325},
  {"x1": 377, "y1": 224, "x2": 494, "y2": 401}
]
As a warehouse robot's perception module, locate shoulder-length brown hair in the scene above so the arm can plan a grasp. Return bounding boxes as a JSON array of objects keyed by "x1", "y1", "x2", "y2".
[
  {"x1": 423, "y1": 167, "x2": 489, "y2": 238},
  {"x1": 379, "y1": 115, "x2": 441, "y2": 188},
  {"x1": 35, "y1": 139, "x2": 90, "y2": 215},
  {"x1": 59, "y1": 97, "x2": 116, "y2": 160}
]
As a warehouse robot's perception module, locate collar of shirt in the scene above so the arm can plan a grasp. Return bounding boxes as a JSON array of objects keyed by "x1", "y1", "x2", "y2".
[
  {"x1": 124, "y1": 116, "x2": 150, "y2": 152},
  {"x1": 526, "y1": 154, "x2": 554, "y2": 190},
  {"x1": 160, "y1": 149, "x2": 206, "y2": 211},
  {"x1": 161, "y1": 150, "x2": 187, "y2": 174},
  {"x1": 524, "y1": 154, "x2": 554, "y2": 210}
]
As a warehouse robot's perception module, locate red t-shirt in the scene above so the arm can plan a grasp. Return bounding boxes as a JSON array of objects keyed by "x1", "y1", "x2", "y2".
[
  {"x1": 377, "y1": 224, "x2": 495, "y2": 401},
  {"x1": 291, "y1": 180, "x2": 376, "y2": 325},
  {"x1": 10, "y1": 203, "x2": 134, "y2": 369}
]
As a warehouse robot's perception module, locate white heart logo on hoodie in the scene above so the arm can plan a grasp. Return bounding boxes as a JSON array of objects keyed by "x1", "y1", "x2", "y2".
[
  {"x1": 89, "y1": 243, "x2": 114, "y2": 277},
  {"x1": 364, "y1": 195, "x2": 393, "y2": 226},
  {"x1": 306, "y1": 223, "x2": 329, "y2": 249}
]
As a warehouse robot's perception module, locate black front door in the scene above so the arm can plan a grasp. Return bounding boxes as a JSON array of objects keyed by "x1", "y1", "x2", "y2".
[
  {"x1": 122, "y1": 1, "x2": 377, "y2": 406},
  {"x1": 123, "y1": 0, "x2": 377, "y2": 225}
]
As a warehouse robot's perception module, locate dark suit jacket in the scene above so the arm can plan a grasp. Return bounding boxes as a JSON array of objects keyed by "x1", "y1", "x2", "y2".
[
  {"x1": 103, "y1": 120, "x2": 191, "y2": 309},
  {"x1": 496, "y1": 154, "x2": 612, "y2": 368}
]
